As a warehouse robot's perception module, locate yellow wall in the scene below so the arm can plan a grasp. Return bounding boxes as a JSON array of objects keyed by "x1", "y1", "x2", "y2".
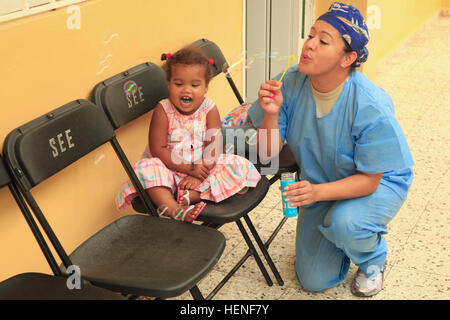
[
  {"x1": 364, "y1": 0, "x2": 442, "y2": 79},
  {"x1": 315, "y1": 0, "x2": 367, "y2": 19},
  {"x1": 0, "y1": 0, "x2": 243, "y2": 281},
  {"x1": 315, "y1": 0, "x2": 443, "y2": 80}
]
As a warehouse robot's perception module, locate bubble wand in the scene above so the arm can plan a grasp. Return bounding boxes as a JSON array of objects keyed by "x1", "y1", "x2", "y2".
[
  {"x1": 271, "y1": 55, "x2": 296, "y2": 98},
  {"x1": 278, "y1": 55, "x2": 296, "y2": 86}
]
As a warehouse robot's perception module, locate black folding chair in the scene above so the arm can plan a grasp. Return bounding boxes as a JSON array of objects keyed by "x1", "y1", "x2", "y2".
[
  {"x1": 191, "y1": 38, "x2": 301, "y2": 284},
  {"x1": 0, "y1": 156, "x2": 124, "y2": 300},
  {"x1": 2, "y1": 99, "x2": 225, "y2": 300},
  {"x1": 93, "y1": 61, "x2": 281, "y2": 299}
]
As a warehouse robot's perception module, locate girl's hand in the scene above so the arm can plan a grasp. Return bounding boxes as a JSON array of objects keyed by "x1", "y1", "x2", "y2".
[
  {"x1": 179, "y1": 176, "x2": 203, "y2": 191},
  {"x1": 258, "y1": 80, "x2": 283, "y2": 115},
  {"x1": 203, "y1": 159, "x2": 216, "y2": 171},
  {"x1": 283, "y1": 180, "x2": 319, "y2": 207},
  {"x1": 190, "y1": 163, "x2": 210, "y2": 180}
]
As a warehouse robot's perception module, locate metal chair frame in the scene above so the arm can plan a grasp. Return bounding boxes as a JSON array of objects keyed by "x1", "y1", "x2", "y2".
[
  {"x1": 2, "y1": 100, "x2": 225, "y2": 300},
  {"x1": 0, "y1": 156, "x2": 125, "y2": 300}
]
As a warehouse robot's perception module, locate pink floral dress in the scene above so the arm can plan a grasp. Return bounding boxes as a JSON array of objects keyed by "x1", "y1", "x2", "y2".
[{"x1": 116, "y1": 98, "x2": 261, "y2": 210}]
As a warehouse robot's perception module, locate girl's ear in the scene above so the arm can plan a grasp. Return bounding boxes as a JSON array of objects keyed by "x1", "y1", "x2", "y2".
[{"x1": 341, "y1": 51, "x2": 357, "y2": 68}]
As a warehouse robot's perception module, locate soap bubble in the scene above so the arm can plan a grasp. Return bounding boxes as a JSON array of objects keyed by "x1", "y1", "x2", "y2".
[
  {"x1": 123, "y1": 80, "x2": 137, "y2": 95},
  {"x1": 222, "y1": 51, "x2": 291, "y2": 80},
  {"x1": 225, "y1": 143, "x2": 235, "y2": 154},
  {"x1": 245, "y1": 129, "x2": 258, "y2": 146},
  {"x1": 157, "y1": 205, "x2": 169, "y2": 217}
]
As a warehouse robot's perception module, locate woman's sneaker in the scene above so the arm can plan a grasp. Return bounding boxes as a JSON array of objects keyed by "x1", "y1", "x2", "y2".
[{"x1": 351, "y1": 268, "x2": 384, "y2": 297}]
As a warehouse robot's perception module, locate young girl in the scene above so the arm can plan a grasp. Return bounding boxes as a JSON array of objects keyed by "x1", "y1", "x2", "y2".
[{"x1": 116, "y1": 47, "x2": 261, "y2": 223}]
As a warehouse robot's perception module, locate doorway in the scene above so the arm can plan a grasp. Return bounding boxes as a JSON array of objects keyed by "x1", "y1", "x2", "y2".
[{"x1": 244, "y1": 0, "x2": 315, "y2": 102}]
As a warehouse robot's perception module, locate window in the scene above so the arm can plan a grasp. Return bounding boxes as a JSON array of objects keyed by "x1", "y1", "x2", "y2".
[{"x1": 0, "y1": 0, "x2": 86, "y2": 23}]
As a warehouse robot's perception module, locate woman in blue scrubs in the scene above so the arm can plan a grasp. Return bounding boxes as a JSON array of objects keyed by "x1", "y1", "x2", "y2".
[{"x1": 249, "y1": 2, "x2": 414, "y2": 297}]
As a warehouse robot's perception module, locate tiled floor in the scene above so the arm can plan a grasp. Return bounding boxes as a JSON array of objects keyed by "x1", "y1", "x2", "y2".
[{"x1": 168, "y1": 14, "x2": 450, "y2": 300}]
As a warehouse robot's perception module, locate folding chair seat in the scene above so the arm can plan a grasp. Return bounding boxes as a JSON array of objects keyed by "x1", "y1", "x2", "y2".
[
  {"x1": 0, "y1": 272, "x2": 126, "y2": 300},
  {"x1": 0, "y1": 156, "x2": 124, "y2": 300},
  {"x1": 2, "y1": 100, "x2": 225, "y2": 300},
  {"x1": 93, "y1": 61, "x2": 281, "y2": 299}
]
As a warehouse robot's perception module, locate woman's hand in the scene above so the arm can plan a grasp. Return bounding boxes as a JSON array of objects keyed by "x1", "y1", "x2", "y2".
[
  {"x1": 283, "y1": 180, "x2": 319, "y2": 207},
  {"x1": 258, "y1": 80, "x2": 283, "y2": 115},
  {"x1": 282, "y1": 172, "x2": 383, "y2": 206}
]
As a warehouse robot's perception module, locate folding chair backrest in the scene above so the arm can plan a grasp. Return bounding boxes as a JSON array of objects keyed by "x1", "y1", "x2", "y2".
[
  {"x1": 2, "y1": 100, "x2": 119, "y2": 270},
  {"x1": 93, "y1": 63, "x2": 169, "y2": 216},
  {"x1": 93, "y1": 62, "x2": 169, "y2": 130},
  {"x1": 0, "y1": 157, "x2": 10, "y2": 188},
  {"x1": 189, "y1": 39, "x2": 228, "y2": 78},
  {"x1": 190, "y1": 38, "x2": 244, "y2": 106},
  {"x1": 3, "y1": 100, "x2": 115, "y2": 191}
]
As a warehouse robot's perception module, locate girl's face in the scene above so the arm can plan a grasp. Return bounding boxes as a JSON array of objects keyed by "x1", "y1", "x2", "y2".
[
  {"x1": 298, "y1": 20, "x2": 349, "y2": 76},
  {"x1": 168, "y1": 64, "x2": 208, "y2": 115}
]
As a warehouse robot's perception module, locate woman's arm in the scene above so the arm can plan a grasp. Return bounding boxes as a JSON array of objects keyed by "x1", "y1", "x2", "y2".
[
  {"x1": 284, "y1": 171, "x2": 383, "y2": 207},
  {"x1": 257, "y1": 80, "x2": 284, "y2": 159}
]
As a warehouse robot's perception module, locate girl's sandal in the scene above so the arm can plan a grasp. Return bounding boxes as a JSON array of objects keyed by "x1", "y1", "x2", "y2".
[
  {"x1": 176, "y1": 186, "x2": 190, "y2": 206},
  {"x1": 174, "y1": 202, "x2": 206, "y2": 223}
]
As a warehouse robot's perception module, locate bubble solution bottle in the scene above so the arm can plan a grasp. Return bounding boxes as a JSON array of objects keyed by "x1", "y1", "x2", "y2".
[{"x1": 280, "y1": 172, "x2": 298, "y2": 218}]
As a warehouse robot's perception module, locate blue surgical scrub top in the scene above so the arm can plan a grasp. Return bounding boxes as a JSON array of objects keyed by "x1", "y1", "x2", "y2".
[{"x1": 249, "y1": 66, "x2": 414, "y2": 201}]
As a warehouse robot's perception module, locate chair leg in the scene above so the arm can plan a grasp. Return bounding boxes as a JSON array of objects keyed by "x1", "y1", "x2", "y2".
[
  {"x1": 190, "y1": 285, "x2": 205, "y2": 300},
  {"x1": 205, "y1": 217, "x2": 289, "y2": 300},
  {"x1": 268, "y1": 173, "x2": 281, "y2": 185},
  {"x1": 205, "y1": 249, "x2": 247, "y2": 300},
  {"x1": 235, "y1": 220, "x2": 273, "y2": 286},
  {"x1": 244, "y1": 215, "x2": 284, "y2": 286}
]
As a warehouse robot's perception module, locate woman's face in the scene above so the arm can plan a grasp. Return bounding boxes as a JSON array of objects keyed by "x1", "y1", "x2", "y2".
[{"x1": 298, "y1": 20, "x2": 349, "y2": 76}]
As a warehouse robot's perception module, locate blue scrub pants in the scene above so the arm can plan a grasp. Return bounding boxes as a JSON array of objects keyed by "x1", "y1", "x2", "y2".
[{"x1": 294, "y1": 183, "x2": 404, "y2": 292}]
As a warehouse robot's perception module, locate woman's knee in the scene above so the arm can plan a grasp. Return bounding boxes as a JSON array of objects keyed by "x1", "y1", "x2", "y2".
[
  {"x1": 322, "y1": 204, "x2": 380, "y2": 253},
  {"x1": 294, "y1": 255, "x2": 349, "y2": 292},
  {"x1": 295, "y1": 263, "x2": 330, "y2": 292},
  {"x1": 322, "y1": 204, "x2": 356, "y2": 246}
]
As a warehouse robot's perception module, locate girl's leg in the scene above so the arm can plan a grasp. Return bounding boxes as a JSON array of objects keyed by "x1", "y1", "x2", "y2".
[{"x1": 146, "y1": 186, "x2": 204, "y2": 223}]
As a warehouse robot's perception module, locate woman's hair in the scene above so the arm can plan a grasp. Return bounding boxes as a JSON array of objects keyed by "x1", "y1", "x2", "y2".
[
  {"x1": 342, "y1": 38, "x2": 358, "y2": 71},
  {"x1": 162, "y1": 46, "x2": 213, "y2": 84}
]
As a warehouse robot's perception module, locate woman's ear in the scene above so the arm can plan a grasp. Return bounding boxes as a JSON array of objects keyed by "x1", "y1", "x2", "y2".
[{"x1": 341, "y1": 51, "x2": 357, "y2": 68}]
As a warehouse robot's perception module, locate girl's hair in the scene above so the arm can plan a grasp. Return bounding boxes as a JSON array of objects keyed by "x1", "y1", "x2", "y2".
[
  {"x1": 342, "y1": 38, "x2": 358, "y2": 71},
  {"x1": 162, "y1": 46, "x2": 213, "y2": 84}
]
